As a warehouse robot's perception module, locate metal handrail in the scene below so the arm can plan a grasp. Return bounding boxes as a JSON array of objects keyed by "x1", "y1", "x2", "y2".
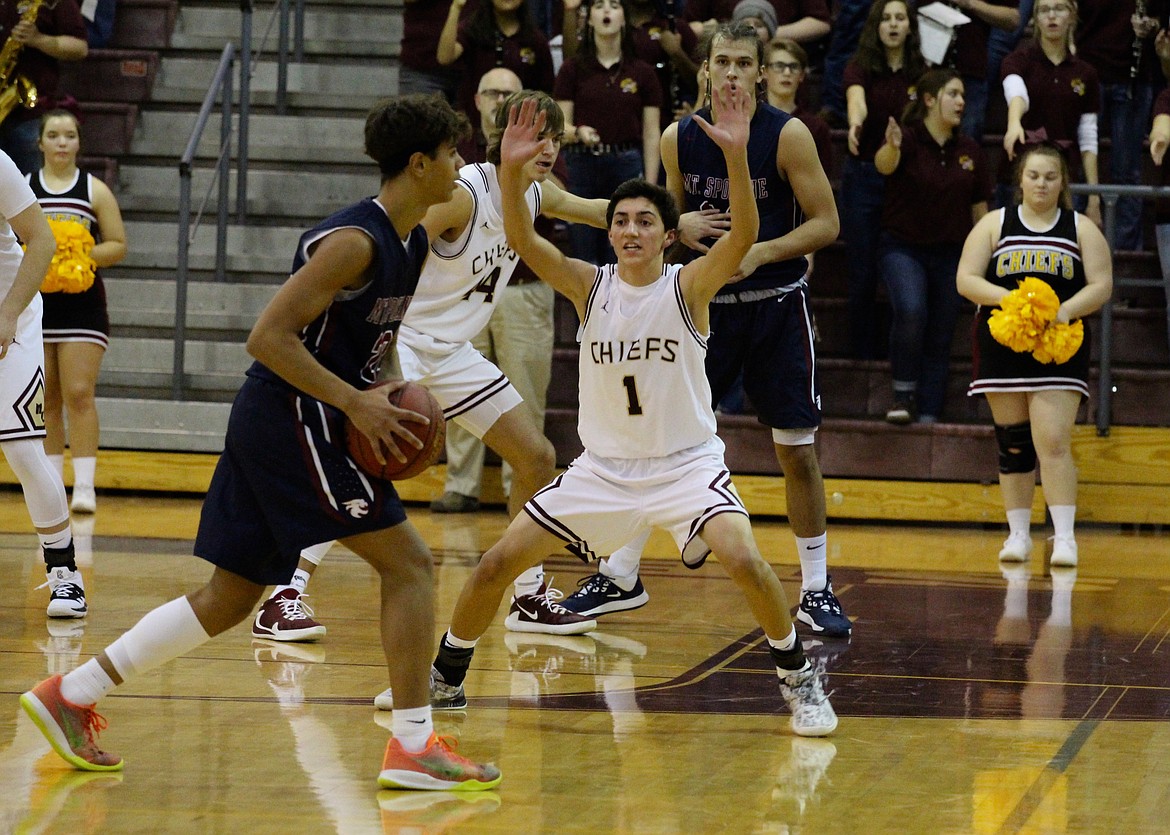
[
  {"x1": 1068, "y1": 182, "x2": 1170, "y2": 436},
  {"x1": 175, "y1": 43, "x2": 236, "y2": 400}
]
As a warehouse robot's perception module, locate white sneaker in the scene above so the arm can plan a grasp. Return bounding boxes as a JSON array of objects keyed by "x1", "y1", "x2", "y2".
[
  {"x1": 998, "y1": 533, "x2": 1033, "y2": 562},
  {"x1": 1050, "y1": 536, "x2": 1078, "y2": 567},
  {"x1": 43, "y1": 567, "x2": 87, "y2": 618},
  {"x1": 779, "y1": 663, "x2": 838, "y2": 737},
  {"x1": 70, "y1": 484, "x2": 96, "y2": 514}
]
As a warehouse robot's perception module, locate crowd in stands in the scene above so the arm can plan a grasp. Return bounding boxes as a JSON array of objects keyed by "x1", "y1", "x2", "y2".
[{"x1": 389, "y1": 0, "x2": 1166, "y2": 436}]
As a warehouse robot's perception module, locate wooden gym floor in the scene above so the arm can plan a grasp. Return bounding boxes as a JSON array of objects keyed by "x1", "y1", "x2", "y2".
[{"x1": 2, "y1": 492, "x2": 1170, "y2": 834}]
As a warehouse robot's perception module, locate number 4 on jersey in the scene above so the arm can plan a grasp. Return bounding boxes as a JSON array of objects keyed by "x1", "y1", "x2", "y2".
[{"x1": 461, "y1": 265, "x2": 502, "y2": 303}]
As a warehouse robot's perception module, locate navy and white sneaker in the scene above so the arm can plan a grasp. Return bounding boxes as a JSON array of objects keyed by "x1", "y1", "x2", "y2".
[
  {"x1": 561, "y1": 572, "x2": 650, "y2": 617},
  {"x1": 43, "y1": 566, "x2": 87, "y2": 619},
  {"x1": 795, "y1": 575, "x2": 852, "y2": 638}
]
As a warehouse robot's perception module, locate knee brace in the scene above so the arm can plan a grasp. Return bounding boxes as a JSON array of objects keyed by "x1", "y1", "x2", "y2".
[{"x1": 994, "y1": 422, "x2": 1036, "y2": 474}]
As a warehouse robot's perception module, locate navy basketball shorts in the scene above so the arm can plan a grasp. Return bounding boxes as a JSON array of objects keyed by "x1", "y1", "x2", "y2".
[
  {"x1": 705, "y1": 287, "x2": 821, "y2": 431},
  {"x1": 193, "y1": 376, "x2": 408, "y2": 585}
]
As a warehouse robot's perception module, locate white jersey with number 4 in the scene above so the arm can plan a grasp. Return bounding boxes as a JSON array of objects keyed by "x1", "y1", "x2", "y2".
[
  {"x1": 402, "y1": 162, "x2": 542, "y2": 347},
  {"x1": 578, "y1": 264, "x2": 716, "y2": 459}
]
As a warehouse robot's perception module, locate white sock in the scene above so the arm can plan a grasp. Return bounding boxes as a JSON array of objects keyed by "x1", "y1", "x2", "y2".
[
  {"x1": 39, "y1": 529, "x2": 73, "y2": 552},
  {"x1": 391, "y1": 705, "x2": 433, "y2": 752},
  {"x1": 796, "y1": 533, "x2": 827, "y2": 591},
  {"x1": 72, "y1": 456, "x2": 96, "y2": 489},
  {"x1": 47, "y1": 454, "x2": 65, "y2": 481},
  {"x1": 104, "y1": 596, "x2": 211, "y2": 680},
  {"x1": 1049, "y1": 505, "x2": 1076, "y2": 540},
  {"x1": 444, "y1": 631, "x2": 479, "y2": 650},
  {"x1": 767, "y1": 627, "x2": 798, "y2": 652},
  {"x1": 513, "y1": 565, "x2": 544, "y2": 597},
  {"x1": 60, "y1": 658, "x2": 116, "y2": 706},
  {"x1": 284, "y1": 568, "x2": 311, "y2": 594},
  {"x1": 603, "y1": 531, "x2": 650, "y2": 581},
  {"x1": 300, "y1": 542, "x2": 331, "y2": 566},
  {"x1": 1006, "y1": 508, "x2": 1032, "y2": 539}
]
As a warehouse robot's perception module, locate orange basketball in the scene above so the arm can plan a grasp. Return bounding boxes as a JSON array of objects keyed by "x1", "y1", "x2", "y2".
[{"x1": 344, "y1": 381, "x2": 446, "y2": 481}]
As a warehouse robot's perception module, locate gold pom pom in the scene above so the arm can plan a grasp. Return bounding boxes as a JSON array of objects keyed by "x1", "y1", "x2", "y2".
[
  {"x1": 989, "y1": 276, "x2": 1061, "y2": 354},
  {"x1": 1033, "y1": 319, "x2": 1084, "y2": 365},
  {"x1": 39, "y1": 219, "x2": 97, "y2": 294}
]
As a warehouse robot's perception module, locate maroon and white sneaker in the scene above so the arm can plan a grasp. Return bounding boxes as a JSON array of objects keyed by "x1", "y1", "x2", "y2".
[
  {"x1": 504, "y1": 581, "x2": 596, "y2": 635},
  {"x1": 252, "y1": 588, "x2": 327, "y2": 642}
]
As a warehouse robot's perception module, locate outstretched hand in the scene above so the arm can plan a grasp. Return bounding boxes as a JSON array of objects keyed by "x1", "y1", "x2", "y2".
[
  {"x1": 500, "y1": 97, "x2": 547, "y2": 175},
  {"x1": 691, "y1": 81, "x2": 750, "y2": 153}
]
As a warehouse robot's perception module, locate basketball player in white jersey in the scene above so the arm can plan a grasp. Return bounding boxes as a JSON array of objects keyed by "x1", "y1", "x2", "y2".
[
  {"x1": 249, "y1": 89, "x2": 611, "y2": 687},
  {"x1": 0, "y1": 149, "x2": 85, "y2": 619},
  {"x1": 423, "y1": 91, "x2": 838, "y2": 736}
]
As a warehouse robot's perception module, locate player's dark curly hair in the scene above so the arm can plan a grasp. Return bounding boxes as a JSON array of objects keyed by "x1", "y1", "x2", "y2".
[
  {"x1": 607, "y1": 178, "x2": 680, "y2": 231},
  {"x1": 365, "y1": 94, "x2": 471, "y2": 181},
  {"x1": 486, "y1": 90, "x2": 565, "y2": 165}
]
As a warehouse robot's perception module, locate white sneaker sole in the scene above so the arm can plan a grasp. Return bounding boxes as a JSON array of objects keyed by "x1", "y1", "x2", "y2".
[{"x1": 503, "y1": 612, "x2": 597, "y2": 635}]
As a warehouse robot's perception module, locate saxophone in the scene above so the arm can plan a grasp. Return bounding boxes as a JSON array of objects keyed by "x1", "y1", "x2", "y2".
[{"x1": 0, "y1": 0, "x2": 49, "y2": 125}]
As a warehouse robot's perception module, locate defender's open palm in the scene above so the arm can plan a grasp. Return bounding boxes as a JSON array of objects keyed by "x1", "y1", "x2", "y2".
[
  {"x1": 691, "y1": 82, "x2": 750, "y2": 152},
  {"x1": 500, "y1": 98, "x2": 548, "y2": 173}
]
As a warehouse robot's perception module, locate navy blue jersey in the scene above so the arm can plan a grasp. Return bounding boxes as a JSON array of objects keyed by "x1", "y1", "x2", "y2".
[
  {"x1": 676, "y1": 103, "x2": 807, "y2": 295},
  {"x1": 249, "y1": 197, "x2": 426, "y2": 391}
]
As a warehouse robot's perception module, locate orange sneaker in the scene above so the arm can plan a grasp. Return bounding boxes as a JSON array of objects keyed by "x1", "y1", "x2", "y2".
[
  {"x1": 20, "y1": 675, "x2": 123, "y2": 772},
  {"x1": 378, "y1": 733, "x2": 501, "y2": 791}
]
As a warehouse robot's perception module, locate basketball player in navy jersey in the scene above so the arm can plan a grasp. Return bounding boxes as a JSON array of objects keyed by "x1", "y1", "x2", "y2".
[
  {"x1": 563, "y1": 21, "x2": 853, "y2": 639},
  {"x1": 422, "y1": 90, "x2": 837, "y2": 738},
  {"x1": 20, "y1": 95, "x2": 502, "y2": 791}
]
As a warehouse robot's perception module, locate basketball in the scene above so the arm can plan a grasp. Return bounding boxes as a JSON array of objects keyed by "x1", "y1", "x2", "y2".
[{"x1": 344, "y1": 381, "x2": 446, "y2": 481}]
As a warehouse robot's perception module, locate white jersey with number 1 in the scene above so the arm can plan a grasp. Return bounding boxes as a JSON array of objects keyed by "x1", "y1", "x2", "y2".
[
  {"x1": 577, "y1": 264, "x2": 716, "y2": 460},
  {"x1": 401, "y1": 162, "x2": 542, "y2": 347}
]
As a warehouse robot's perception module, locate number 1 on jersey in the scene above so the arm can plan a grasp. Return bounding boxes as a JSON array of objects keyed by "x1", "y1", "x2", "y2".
[{"x1": 622, "y1": 375, "x2": 643, "y2": 415}]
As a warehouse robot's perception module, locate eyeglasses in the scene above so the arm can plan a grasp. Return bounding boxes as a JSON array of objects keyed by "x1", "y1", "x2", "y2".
[
  {"x1": 1036, "y1": 4, "x2": 1071, "y2": 16},
  {"x1": 767, "y1": 61, "x2": 803, "y2": 74},
  {"x1": 478, "y1": 88, "x2": 515, "y2": 99}
]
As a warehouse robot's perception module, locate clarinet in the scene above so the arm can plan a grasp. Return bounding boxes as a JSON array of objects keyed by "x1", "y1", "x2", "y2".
[{"x1": 1130, "y1": 0, "x2": 1149, "y2": 101}]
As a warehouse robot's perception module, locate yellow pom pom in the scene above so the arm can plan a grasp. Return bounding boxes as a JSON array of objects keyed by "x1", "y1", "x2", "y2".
[
  {"x1": 1033, "y1": 319, "x2": 1084, "y2": 365},
  {"x1": 40, "y1": 219, "x2": 97, "y2": 294},
  {"x1": 988, "y1": 277, "x2": 1063, "y2": 355}
]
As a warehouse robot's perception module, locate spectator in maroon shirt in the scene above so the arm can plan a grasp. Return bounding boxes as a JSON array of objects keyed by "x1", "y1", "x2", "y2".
[
  {"x1": 681, "y1": 0, "x2": 829, "y2": 44},
  {"x1": 875, "y1": 68, "x2": 991, "y2": 424},
  {"x1": 438, "y1": 0, "x2": 557, "y2": 121},
  {"x1": 1001, "y1": 0, "x2": 1101, "y2": 225},
  {"x1": 399, "y1": 0, "x2": 479, "y2": 103},
  {"x1": 1075, "y1": 0, "x2": 1166, "y2": 251},
  {"x1": 840, "y1": 0, "x2": 925, "y2": 359},
  {"x1": 563, "y1": 0, "x2": 700, "y2": 129},
  {"x1": 0, "y1": 0, "x2": 87, "y2": 174},
  {"x1": 556, "y1": 0, "x2": 663, "y2": 263}
]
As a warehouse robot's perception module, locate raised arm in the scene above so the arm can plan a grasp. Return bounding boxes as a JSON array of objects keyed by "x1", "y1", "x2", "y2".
[
  {"x1": 499, "y1": 99, "x2": 597, "y2": 312},
  {"x1": 678, "y1": 82, "x2": 758, "y2": 308},
  {"x1": 436, "y1": 0, "x2": 466, "y2": 65}
]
